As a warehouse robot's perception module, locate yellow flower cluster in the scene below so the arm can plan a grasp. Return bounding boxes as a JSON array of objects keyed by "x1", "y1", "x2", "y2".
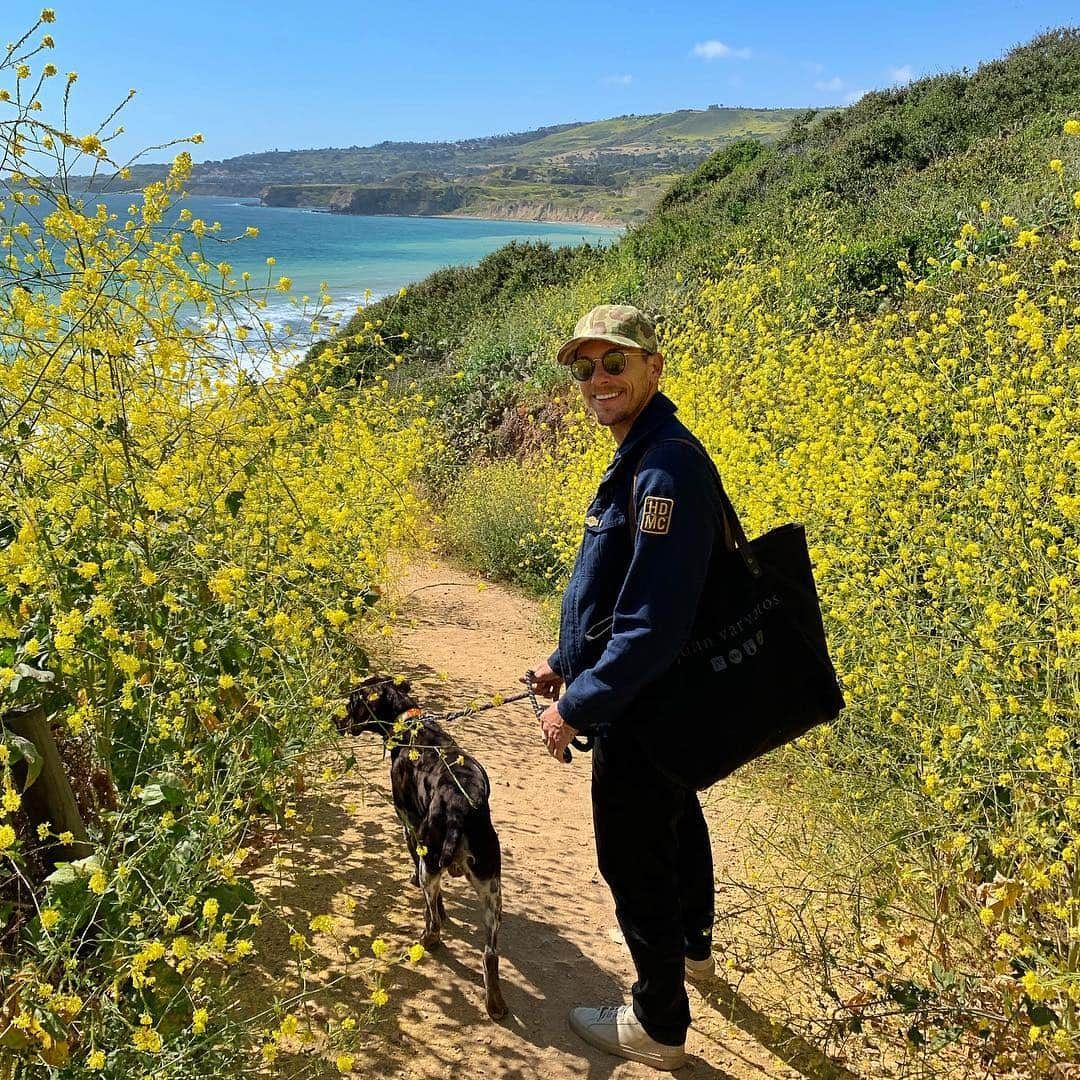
[{"x1": 0, "y1": 18, "x2": 435, "y2": 1075}]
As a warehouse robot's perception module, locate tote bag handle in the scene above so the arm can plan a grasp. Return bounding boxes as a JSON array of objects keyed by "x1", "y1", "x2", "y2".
[{"x1": 630, "y1": 437, "x2": 762, "y2": 578}]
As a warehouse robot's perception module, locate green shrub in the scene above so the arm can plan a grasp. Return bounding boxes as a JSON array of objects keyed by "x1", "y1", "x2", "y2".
[
  {"x1": 440, "y1": 460, "x2": 563, "y2": 592},
  {"x1": 658, "y1": 138, "x2": 769, "y2": 209},
  {"x1": 304, "y1": 240, "x2": 606, "y2": 387}
]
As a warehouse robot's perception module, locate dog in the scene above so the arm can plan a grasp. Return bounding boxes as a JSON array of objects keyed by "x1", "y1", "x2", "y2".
[{"x1": 340, "y1": 675, "x2": 508, "y2": 1021}]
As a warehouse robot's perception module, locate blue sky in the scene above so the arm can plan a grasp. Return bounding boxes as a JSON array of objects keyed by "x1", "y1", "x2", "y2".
[{"x1": 7, "y1": 1, "x2": 1079, "y2": 162}]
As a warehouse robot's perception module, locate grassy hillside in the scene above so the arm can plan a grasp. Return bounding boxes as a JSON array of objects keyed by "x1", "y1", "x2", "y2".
[
  {"x1": 193, "y1": 106, "x2": 802, "y2": 181},
  {"x1": 93, "y1": 107, "x2": 804, "y2": 222},
  {"x1": 507, "y1": 107, "x2": 796, "y2": 158},
  {"x1": 628, "y1": 29, "x2": 1080, "y2": 278}
]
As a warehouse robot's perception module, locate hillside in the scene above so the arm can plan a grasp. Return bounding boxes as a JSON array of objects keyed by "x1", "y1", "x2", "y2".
[
  {"x1": 315, "y1": 27, "x2": 1080, "y2": 433},
  {"x1": 102, "y1": 107, "x2": 804, "y2": 223}
]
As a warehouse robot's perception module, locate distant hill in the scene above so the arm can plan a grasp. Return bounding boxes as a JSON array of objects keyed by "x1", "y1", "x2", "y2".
[{"x1": 100, "y1": 107, "x2": 805, "y2": 224}]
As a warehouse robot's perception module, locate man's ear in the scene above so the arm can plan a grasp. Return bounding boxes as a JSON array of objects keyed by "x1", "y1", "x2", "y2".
[{"x1": 649, "y1": 351, "x2": 664, "y2": 384}]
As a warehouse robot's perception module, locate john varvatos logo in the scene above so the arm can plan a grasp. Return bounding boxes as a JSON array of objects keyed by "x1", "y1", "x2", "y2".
[{"x1": 678, "y1": 591, "x2": 782, "y2": 665}]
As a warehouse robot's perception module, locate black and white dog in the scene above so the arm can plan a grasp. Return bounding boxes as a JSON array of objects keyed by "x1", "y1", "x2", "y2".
[{"x1": 341, "y1": 675, "x2": 508, "y2": 1020}]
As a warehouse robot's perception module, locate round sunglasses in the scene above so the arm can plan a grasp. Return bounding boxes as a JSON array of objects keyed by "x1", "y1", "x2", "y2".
[{"x1": 569, "y1": 348, "x2": 638, "y2": 382}]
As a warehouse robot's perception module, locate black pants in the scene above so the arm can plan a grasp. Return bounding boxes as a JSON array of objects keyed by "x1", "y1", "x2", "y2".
[{"x1": 591, "y1": 727, "x2": 714, "y2": 1046}]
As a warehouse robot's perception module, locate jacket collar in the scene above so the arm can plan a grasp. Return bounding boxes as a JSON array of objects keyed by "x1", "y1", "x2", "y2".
[{"x1": 613, "y1": 391, "x2": 678, "y2": 461}]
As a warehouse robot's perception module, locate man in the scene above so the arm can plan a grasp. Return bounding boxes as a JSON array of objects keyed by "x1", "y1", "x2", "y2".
[{"x1": 527, "y1": 304, "x2": 726, "y2": 1071}]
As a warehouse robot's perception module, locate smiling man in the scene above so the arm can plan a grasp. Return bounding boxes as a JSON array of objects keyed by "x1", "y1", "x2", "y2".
[{"x1": 526, "y1": 304, "x2": 728, "y2": 1070}]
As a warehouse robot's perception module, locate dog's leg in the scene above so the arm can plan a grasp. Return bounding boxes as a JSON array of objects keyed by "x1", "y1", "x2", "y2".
[
  {"x1": 418, "y1": 861, "x2": 444, "y2": 948},
  {"x1": 467, "y1": 869, "x2": 508, "y2": 1020},
  {"x1": 399, "y1": 819, "x2": 420, "y2": 888}
]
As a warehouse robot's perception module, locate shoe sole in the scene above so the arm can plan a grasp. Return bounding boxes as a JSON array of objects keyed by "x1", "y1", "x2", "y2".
[{"x1": 568, "y1": 1012, "x2": 686, "y2": 1071}]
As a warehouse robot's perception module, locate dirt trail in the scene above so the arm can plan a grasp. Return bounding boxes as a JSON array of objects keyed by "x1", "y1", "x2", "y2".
[{"x1": 248, "y1": 556, "x2": 854, "y2": 1080}]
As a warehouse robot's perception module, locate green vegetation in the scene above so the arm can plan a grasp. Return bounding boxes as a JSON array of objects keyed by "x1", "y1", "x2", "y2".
[
  {"x1": 502, "y1": 107, "x2": 794, "y2": 157},
  {"x1": 626, "y1": 29, "x2": 1080, "y2": 282},
  {"x1": 306, "y1": 239, "x2": 607, "y2": 463},
  {"x1": 440, "y1": 460, "x2": 560, "y2": 593}
]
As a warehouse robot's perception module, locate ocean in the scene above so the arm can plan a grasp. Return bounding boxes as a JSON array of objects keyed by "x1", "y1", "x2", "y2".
[{"x1": 86, "y1": 194, "x2": 620, "y2": 361}]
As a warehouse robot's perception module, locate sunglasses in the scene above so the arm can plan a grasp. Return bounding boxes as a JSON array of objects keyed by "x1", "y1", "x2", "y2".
[{"x1": 569, "y1": 348, "x2": 637, "y2": 382}]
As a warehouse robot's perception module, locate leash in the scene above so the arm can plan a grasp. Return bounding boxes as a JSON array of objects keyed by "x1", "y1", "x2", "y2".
[
  {"x1": 432, "y1": 689, "x2": 532, "y2": 725},
  {"x1": 421, "y1": 671, "x2": 593, "y2": 763}
]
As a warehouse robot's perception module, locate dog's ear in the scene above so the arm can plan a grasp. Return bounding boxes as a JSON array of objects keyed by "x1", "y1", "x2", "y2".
[
  {"x1": 382, "y1": 679, "x2": 417, "y2": 716},
  {"x1": 342, "y1": 679, "x2": 387, "y2": 734},
  {"x1": 340, "y1": 674, "x2": 418, "y2": 735}
]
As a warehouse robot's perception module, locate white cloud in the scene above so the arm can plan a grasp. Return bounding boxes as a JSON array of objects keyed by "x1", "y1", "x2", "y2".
[
  {"x1": 692, "y1": 40, "x2": 752, "y2": 61},
  {"x1": 888, "y1": 64, "x2": 914, "y2": 84},
  {"x1": 601, "y1": 74, "x2": 633, "y2": 86},
  {"x1": 844, "y1": 89, "x2": 866, "y2": 104},
  {"x1": 814, "y1": 76, "x2": 844, "y2": 92}
]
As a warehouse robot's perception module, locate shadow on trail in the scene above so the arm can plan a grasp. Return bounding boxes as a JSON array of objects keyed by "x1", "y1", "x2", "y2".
[
  {"x1": 696, "y1": 980, "x2": 860, "y2": 1080},
  {"x1": 236, "y1": 731, "x2": 647, "y2": 1079}
]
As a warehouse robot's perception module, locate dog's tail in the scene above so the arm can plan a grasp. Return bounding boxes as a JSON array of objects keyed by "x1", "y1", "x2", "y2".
[
  {"x1": 416, "y1": 798, "x2": 469, "y2": 875},
  {"x1": 437, "y1": 799, "x2": 469, "y2": 872}
]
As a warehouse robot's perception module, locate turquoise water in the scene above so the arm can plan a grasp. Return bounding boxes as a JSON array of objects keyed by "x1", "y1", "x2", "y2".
[{"x1": 94, "y1": 194, "x2": 620, "y2": 338}]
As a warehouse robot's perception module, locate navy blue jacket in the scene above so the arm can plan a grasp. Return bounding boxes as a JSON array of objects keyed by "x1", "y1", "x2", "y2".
[{"x1": 551, "y1": 392, "x2": 725, "y2": 734}]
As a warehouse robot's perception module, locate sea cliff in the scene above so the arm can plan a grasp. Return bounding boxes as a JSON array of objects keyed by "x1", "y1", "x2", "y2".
[
  {"x1": 259, "y1": 183, "x2": 626, "y2": 226},
  {"x1": 443, "y1": 203, "x2": 622, "y2": 227}
]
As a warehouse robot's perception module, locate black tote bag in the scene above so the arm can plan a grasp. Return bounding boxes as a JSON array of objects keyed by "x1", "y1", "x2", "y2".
[{"x1": 629, "y1": 440, "x2": 846, "y2": 790}]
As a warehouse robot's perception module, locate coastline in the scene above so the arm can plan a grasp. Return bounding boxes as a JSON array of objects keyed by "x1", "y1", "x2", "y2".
[
  {"x1": 430, "y1": 209, "x2": 625, "y2": 231},
  {"x1": 253, "y1": 199, "x2": 625, "y2": 230}
]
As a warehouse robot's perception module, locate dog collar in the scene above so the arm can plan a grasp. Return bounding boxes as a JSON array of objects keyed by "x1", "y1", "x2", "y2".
[{"x1": 394, "y1": 708, "x2": 423, "y2": 725}]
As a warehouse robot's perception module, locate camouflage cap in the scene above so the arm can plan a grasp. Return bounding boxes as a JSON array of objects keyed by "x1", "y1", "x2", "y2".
[{"x1": 556, "y1": 304, "x2": 659, "y2": 365}]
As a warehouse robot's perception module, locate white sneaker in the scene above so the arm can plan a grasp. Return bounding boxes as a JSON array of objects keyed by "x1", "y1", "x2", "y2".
[
  {"x1": 568, "y1": 1004, "x2": 686, "y2": 1071},
  {"x1": 684, "y1": 952, "x2": 715, "y2": 982}
]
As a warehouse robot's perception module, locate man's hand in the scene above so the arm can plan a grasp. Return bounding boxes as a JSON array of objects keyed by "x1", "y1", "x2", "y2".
[
  {"x1": 539, "y1": 701, "x2": 577, "y2": 762},
  {"x1": 524, "y1": 661, "x2": 563, "y2": 701}
]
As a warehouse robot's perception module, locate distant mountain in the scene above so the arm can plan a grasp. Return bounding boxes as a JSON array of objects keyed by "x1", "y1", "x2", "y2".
[{"x1": 86, "y1": 107, "x2": 807, "y2": 224}]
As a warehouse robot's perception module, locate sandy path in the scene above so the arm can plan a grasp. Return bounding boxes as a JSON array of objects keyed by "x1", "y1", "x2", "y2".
[{"x1": 247, "y1": 556, "x2": 857, "y2": 1080}]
